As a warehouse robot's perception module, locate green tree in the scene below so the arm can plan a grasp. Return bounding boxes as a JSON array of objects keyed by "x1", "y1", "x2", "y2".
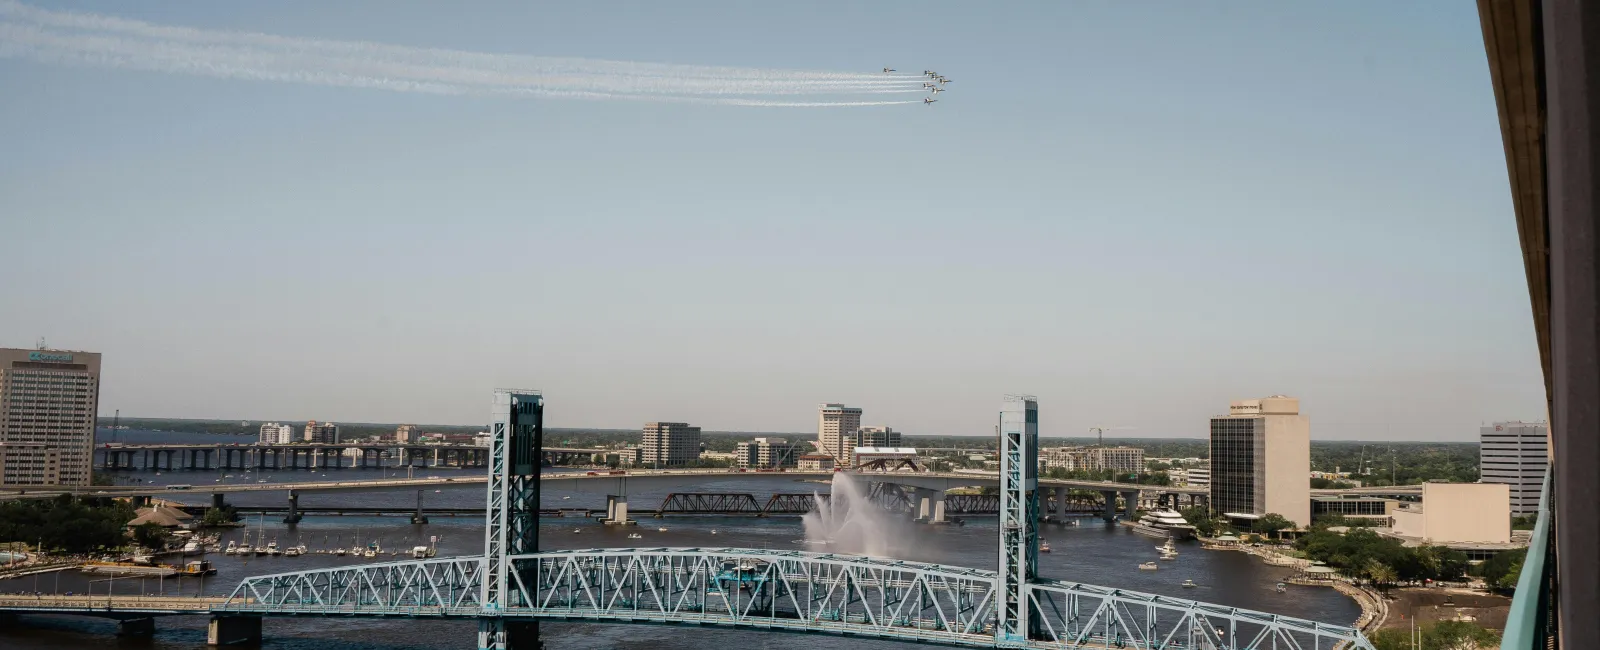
[
  {"x1": 131, "y1": 522, "x2": 168, "y2": 550},
  {"x1": 201, "y1": 507, "x2": 237, "y2": 527},
  {"x1": 1252, "y1": 513, "x2": 1294, "y2": 538},
  {"x1": 1365, "y1": 559, "x2": 1396, "y2": 592},
  {"x1": 1495, "y1": 558, "x2": 1525, "y2": 591}
]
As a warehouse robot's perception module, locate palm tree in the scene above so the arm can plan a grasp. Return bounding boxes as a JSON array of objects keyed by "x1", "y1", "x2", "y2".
[{"x1": 1365, "y1": 559, "x2": 1396, "y2": 592}]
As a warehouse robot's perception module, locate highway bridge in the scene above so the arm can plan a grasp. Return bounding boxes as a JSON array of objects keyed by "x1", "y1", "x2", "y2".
[
  {"x1": 0, "y1": 392, "x2": 1372, "y2": 649},
  {"x1": 94, "y1": 442, "x2": 599, "y2": 472}
]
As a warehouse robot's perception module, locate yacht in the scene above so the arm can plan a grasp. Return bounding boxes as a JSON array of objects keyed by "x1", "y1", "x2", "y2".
[
  {"x1": 1138, "y1": 562, "x2": 1159, "y2": 571},
  {"x1": 1275, "y1": 582, "x2": 1288, "y2": 593},
  {"x1": 1040, "y1": 539, "x2": 1052, "y2": 553},
  {"x1": 1130, "y1": 509, "x2": 1197, "y2": 540},
  {"x1": 182, "y1": 540, "x2": 204, "y2": 556},
  {"x1": 627, "y1": 533, "x2": 642, "y2": 540},
  {"x1": 223, "y1": 540, "x2": 238, "y2": 556},
  {"x1": 411, "y1": 546, "x2": 430, "y2": 559},
  {"x1": 283, "y1": 547, "x2": 302, "y2": 558},
  {"x1": 1181, "y1": 579, "x2": 1198, "y2": 588},
  {"x1": 333, "y1": 548, "x2": 347, "y2": 557},
  {"x1": 266, "y1": 539, "x2": 280, "y2": 557}
]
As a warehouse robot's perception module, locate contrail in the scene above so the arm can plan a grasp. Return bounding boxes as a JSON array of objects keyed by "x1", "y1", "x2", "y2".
[{"x1": 0, "y1": 1, "x2": 937, "y2": 107}]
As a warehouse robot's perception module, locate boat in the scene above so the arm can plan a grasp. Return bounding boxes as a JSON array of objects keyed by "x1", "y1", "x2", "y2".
[
  {"x1": 223, "y1": 541, "x2": 238, "y2": 556},
  {"x1": 1138, "y1": 562, "x2": 1159, "y2": 571},
  {"x1": 1156, "y1": 539, "x2": 1179, "y2": 555},
  {"x1": 178, "y1": 560, "x2": 216, "y2": 576},
  {"x1": 627, "y1": 533, "x2": 642, "y2": 540},
  {"x1": 1181, "y1": 579, "x2": 1198, "y2": 588},
  {"x1": 411, "y1": 546, "x2": 430, "y2": 559},
  {"x1": 1275, "y1": 582, "x2": 1288, "y2": 593},
  {"x1": 1040, "y1": 539, "x2": 1052, "y2": 553},
  {"x1": 130, "y1": 553, "x2": 154, "y2": 565},
  {"x1": 333, "y1": 548, "x2": 347, "y2": 557},
  {"x1": 657, "y1": 527, "x2": 668, "y2": 532},
  {"x1": 266, "y1": 539, "x2": 280, "y2": 556},
  {"x1": 283, "y1": 547, "x2": 302, "y2": 557},
  {"x1": 362, "y1": 548, "x2": 376, "y2": 559},
  {"x1": 1130, "y1": 509, "x2": 1197, "y2": 540},
  {"x1": 80, "y1": 561, "x2": 178, "y2": 577},
  {"x1": 182, "y1": 540, "x2": 204, "y2": 556}
]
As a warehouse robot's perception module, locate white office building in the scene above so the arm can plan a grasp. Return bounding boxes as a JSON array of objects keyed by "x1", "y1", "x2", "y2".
[
  {"x1": 642, "y1": 422, "x2": 701, "y2": 467},
  {"x1": 1479, "y1": 421, "x2": 1549, "y2": 515},
  {"x1": 817, "y1": 403, "x2": 863, "y2": 465}
]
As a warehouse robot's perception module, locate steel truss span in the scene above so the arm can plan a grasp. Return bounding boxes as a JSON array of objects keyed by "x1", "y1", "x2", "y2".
[{"x1": 218, "y1": 551, "x2": 1373, "y2": 649}]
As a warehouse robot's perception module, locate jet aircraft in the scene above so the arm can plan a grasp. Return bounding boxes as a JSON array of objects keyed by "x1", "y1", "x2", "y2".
[
  {"x1": 883, "y1": 68, "x2": 896, "y2": 73},
  {"x1": 924, "y1": 97, "x2": 938, "y2": 104}
]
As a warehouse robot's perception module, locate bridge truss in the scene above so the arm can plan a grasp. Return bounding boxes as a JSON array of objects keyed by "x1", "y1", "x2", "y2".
[
  {"x1": 219, "y1": 550, "x2": 1370, "y2": 649},
  {"x1": 210, "y1": 393, "x2": 1375, "y2": 650}
]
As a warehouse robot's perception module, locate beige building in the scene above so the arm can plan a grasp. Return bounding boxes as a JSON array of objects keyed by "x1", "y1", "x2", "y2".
[
  {"x1": 258, "y1": 422, "x2": 294, "y2": 445},
  {"x1": 1209, "y1": 395, "x2": 1311, "y2": 527},
  {"x1": 797, "y1": 454, "x2": 835, "y2": 471},
  {"x1": 394, "y1": 424, "x2": 421, "y2": 443},
  {"x1": 1390, "y1": 482, "x2": 1511, "y2": 544},
  {"x1": 1043, "y1": 446, "x2": 1145, "y2": 474},
  {"x1": 642, "y1": 422, "x2": 701, "y2": 467},
  {"x1": 0, "y1": 347, "x2": 101, "y2": 487},
  {"x1": 303, "y1": 420, "x2": 339, "y2": 444},
  {"x1": 817, "y1": 403, "x2": 862, "y2": 465}
]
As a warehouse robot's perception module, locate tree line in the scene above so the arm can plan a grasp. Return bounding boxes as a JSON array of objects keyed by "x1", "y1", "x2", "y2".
[{"x1": 0, "y1": 496, "x2": 136, "y2": 554}]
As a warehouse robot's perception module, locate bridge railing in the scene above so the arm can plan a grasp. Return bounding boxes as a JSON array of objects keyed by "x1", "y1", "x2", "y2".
[{"x1": 218, "y1": 556, "x2": 486, "y2": 614}]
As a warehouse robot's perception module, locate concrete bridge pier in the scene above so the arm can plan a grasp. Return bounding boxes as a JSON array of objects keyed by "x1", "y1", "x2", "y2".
[
  {"x1": 912, "y1": 488, "x2": 949, "y2": 524},
  {"x1": 478, "y1": 618, "x2": 541, "y2": 650},
  {"x1": 207, "y1": 615, "x2": 261, "y2": 646},
  {"x1": 1099, "y1": 490, "x2": 1118, "y2": 522},
  {"x1": 411, "y1": 489, "x2": 429, "y2": 525},
  {"x1": 603, "y1": 495, "x2": 635, "y2": 525},
  {"x1": 283, "y1": 490, "x2": 302, "y2": 525},
  {"x1": 1120, "y1": 490, "x2": 1139, "y2": 520},
  {"x1": 118, "y1": 616, "x2": 156, "y2": 637}
]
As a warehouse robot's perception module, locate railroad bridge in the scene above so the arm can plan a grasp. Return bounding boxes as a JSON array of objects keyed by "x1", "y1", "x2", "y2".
[{"x1": 5, "y1": 391, "x2": 1373, "y2": 650}]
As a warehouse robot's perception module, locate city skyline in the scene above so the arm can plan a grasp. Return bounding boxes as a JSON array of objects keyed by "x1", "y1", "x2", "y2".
[{"x1": 3, "y1": 2, "x2": 1542, "y2": 441}]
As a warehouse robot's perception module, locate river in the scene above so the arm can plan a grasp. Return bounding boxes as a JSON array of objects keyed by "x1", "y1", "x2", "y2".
[{"x1": 0, "y1": 430, "x2": 1359, "y2": 648}]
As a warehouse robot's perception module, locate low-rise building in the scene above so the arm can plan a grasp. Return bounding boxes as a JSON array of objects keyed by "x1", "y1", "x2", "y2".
[
  {"x1": 797, "y1": 454, "x2": 834, "y2": 471},
  {"x1": 1388, "y1": 483, "x2": 1511, "y2": 545},
  {"x1": 734, "y1": 438, "x2": 804, "y2": 469},
  {"x1": 852, "y1": 447, "x2": 920, "y2": 470}
]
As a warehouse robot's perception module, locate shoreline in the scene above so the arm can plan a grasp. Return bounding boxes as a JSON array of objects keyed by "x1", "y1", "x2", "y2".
[{"x1": 1195, "y1": 535, "x2": 1388, "y2": 634}]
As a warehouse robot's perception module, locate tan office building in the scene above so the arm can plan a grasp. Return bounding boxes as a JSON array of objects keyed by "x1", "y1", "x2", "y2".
[
  {"x1": 817, "y1": 403, "x2": 862, "y2": 465},
  {"x1": 0, "y1": 347, "x2": 102, "y2": 487},
  {"x1": 1209, "y1": 395, "x2": 1311, "y2": 527}
]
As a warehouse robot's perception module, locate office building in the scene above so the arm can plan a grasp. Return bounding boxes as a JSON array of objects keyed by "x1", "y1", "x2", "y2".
[
  {"x1": 258, "y1": 422, "x2": 294, "y2": 445},
  {"x1": 734, "y1": 437, "x2": 803, "y2": 469},
  {"x1": 0, "y1": 347, "x2": 101, "y2": 487},
  {"x1": 817, "y1": 403, "x2": 862, "y2": 464},
  {"x1": 1182, "y1": 465, "x2": 1210, "y2": 488},
  {"x1": 304, "y1": 420, "x2": 340, "y2": 444},
  {"x1": 394, "y1": 424, "x2": 420, "y2": 443},
  {"x1": 1209, "y1": 395, "x2": 1311, "y2": 528},
  {"x1": 1042, "y1": 446, "x2": 1145, "y2": 474},
  {"x1": 642, "y1": 422, "x2": 701, "y2": 467},
  {"x1": 1479, "y1": 421, "x2": 1549, "y2": 515},
  {"x1": 797, "y1": 454, "x2": 835, "y2": 471}
]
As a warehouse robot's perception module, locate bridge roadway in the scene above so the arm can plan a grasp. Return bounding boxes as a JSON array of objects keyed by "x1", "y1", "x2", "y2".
[{"x1": 0, "y1": 469, "x2": 1208, "y2": 500}]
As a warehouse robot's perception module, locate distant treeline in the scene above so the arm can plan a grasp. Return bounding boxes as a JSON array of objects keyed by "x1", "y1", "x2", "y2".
[{"x1": 99, "y1": 418, "x2": 1480, "y2": 482}]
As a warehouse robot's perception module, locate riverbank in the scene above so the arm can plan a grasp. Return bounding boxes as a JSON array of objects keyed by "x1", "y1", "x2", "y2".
[{"x1": 1197, "y1": 535, "x2": 1388, "y2": 633}]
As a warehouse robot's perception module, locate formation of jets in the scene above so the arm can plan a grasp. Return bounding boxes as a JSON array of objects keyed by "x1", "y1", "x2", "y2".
[{"x1": 888, "y1": 68, "x2": 952, "y2": 105}]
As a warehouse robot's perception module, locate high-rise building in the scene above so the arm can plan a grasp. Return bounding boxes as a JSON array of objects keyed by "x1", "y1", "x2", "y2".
[
  {"x1": 642, "y1": 422, "x2": 701, "y2": 467},
  {"x1": 304, "y1": 420, "x2": 340, "y2": 444},
  {"x1": 0, "y1": 347, "x2": 101, "y2": 487},
  {"x1": 1208, "y1": 395, "x2": 1311, "y2": 528},
  {"x1": 1479, "y1": 421, "x2": 1549, "y2": 515},
  {"x1": 1042, "y1": 446, "x2": 1145, "y2": 474},
  {"x1": 734, "y1": 437, "x2": 804, "y2": 469},
  {"x1": 394, "y1": 424, "x2": 420, "y2": 443},
  {"x1": 817, "y1": 403, "x2": 862, "y2": 464},
  {"x1": 258, "y1": 422, "x2": 294, "y2": 445}
]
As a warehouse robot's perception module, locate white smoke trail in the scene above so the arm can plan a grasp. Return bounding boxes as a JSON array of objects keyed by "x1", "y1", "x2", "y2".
[{"x1": 0, "y1": 1, "x2": 936, "y2": 107}]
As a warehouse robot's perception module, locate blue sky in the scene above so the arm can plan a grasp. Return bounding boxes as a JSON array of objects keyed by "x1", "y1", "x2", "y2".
[{"x1": 0, "y1": 1, "x2": 1543, "y2": 439}]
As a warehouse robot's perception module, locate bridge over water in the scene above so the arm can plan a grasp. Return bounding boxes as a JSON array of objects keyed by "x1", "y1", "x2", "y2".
[{"x1": 0, "y1": 391, "x2": 1373, "y2": 649}]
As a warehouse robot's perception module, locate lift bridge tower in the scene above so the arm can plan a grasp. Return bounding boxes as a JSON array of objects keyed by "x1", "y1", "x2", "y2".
[
  {"x1": 996, "y1": 394, "x2": 1042, "y2": 642},
  {"x1": 480, "y1": 389, "x2": 544, "y2": 650}
]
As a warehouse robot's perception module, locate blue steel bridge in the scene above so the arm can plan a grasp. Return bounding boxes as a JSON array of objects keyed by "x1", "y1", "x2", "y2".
[{"x1": 3, "y1": 391, "x2": 1376, "y2": 650}]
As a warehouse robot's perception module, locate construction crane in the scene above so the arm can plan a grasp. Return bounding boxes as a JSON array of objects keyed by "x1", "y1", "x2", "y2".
[{"x1": 1087, "y1": 426, "x2": 1133, "y2": 447}]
